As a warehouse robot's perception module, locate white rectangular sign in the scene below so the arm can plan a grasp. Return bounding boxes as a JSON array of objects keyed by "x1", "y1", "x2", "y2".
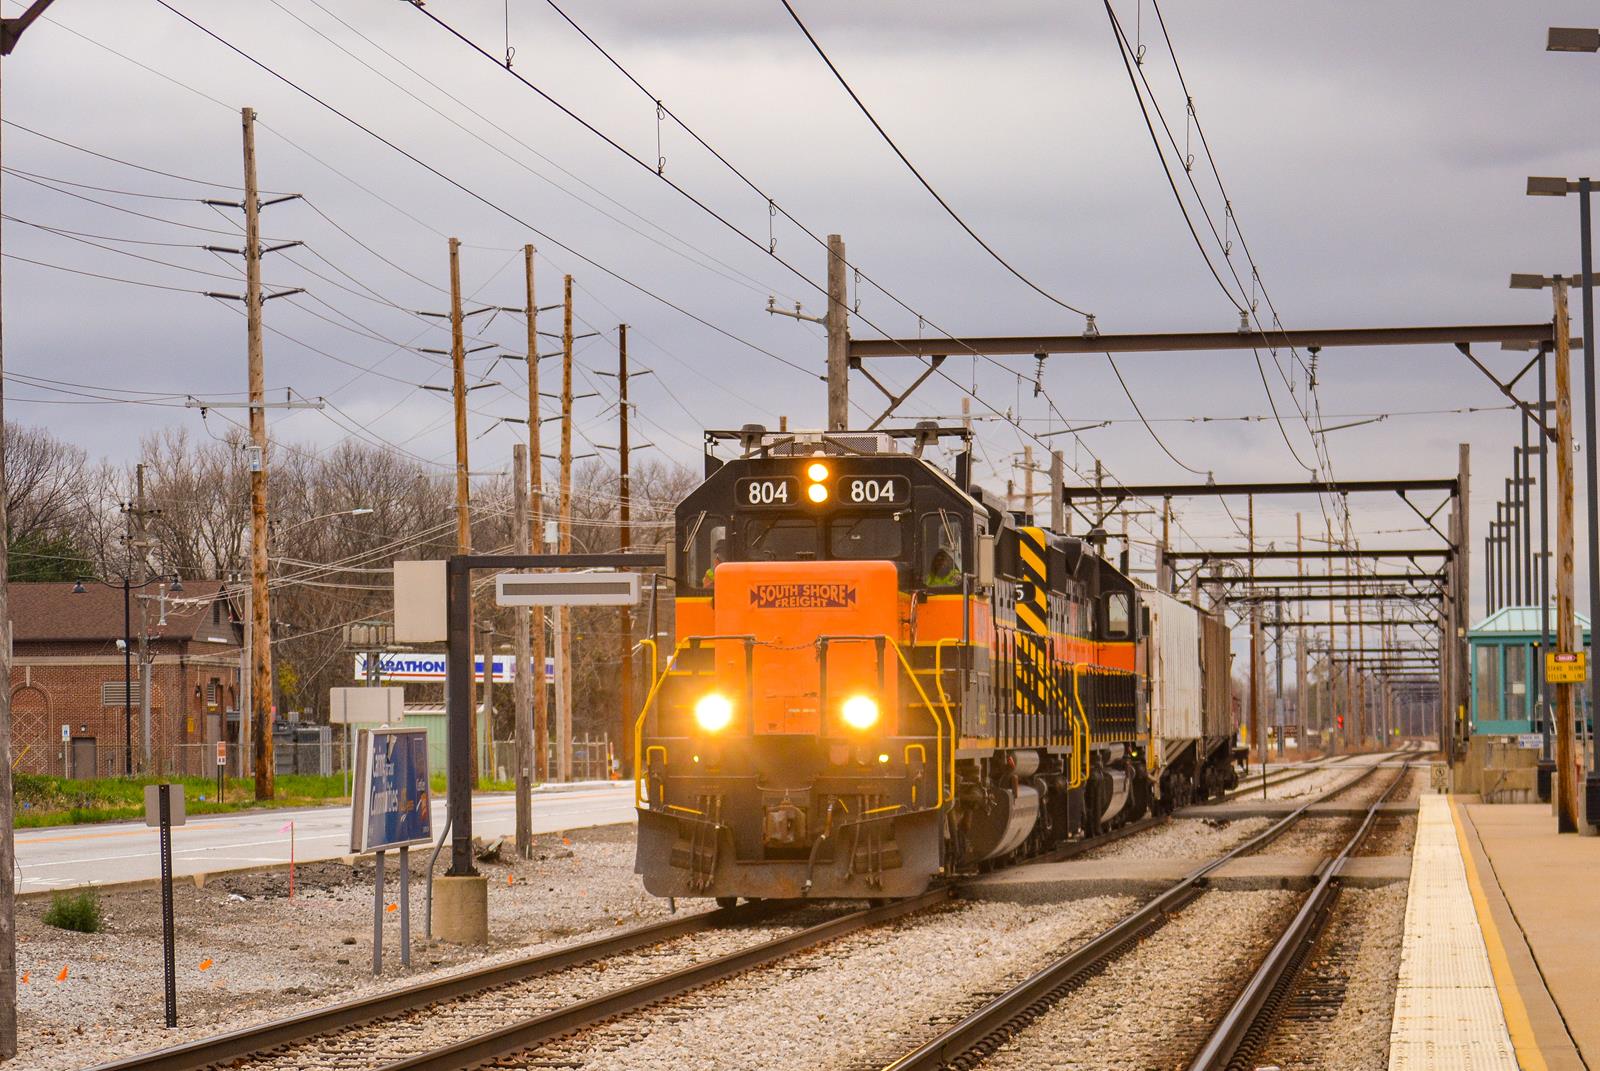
[
  {"x1": 393, "y1": 560, "x2": 447, "y2": 643},
  {"x1": 329, "y1": 687, "x2": 406, "y2": 724},
  {"x1": 495, "y1": 572, "x2": 639, "y2": 607},
  {"x1": 1516, "y1": 733, "x2": 1544, "y2": 750}
]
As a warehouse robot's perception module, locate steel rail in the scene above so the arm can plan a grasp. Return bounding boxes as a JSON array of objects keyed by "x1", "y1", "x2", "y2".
[
  {"x1": 374, "y1": 888, "x2": 952, "y2": 1071},
  {"x1": 82, "y1": 901, "x2": 780, "y2": 1071},
  {"x1": 1187, "y1": 762, "x2": 1412, "y2": 1071},
  {"x1": 875, "y1": 754, "x2": 1400, "y2": 1071}
]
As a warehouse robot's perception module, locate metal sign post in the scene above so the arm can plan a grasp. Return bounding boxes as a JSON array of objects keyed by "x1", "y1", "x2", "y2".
[
  {"x1": 144, "y1": 784, "x2": 185, "y2": 1027},
  {"x1": 352, "y1": 726, "x2": 430, "y2": 974},
  {"x1": 215, "y1": 740, "x2": 226, "y2": 803}
]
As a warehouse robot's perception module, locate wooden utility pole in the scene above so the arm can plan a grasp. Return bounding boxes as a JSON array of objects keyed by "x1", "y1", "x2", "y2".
[
  {"x1": 243, "y1": 107, "x2": 276, "y2": 802},
  {"x1": 1553, "y1": 278, "x2": 1579, "y2": 832},
  {"x1": 132, "y1": 464, "x2": 151, "y2": 772},
  {"x1": 826, "y1": 234, "x2": 848, "y2": 430},
  {"x1": 557, "y1": 275, "x2": 574, "y2": 782},
  {"x1": 617, "y1": 323, "x2": 633, "y2": 780},
  {"x1": 1022, "y1": 445, "x2": 1035, "y2": 521},
  {"x1": 0, "y1": 4, "x2": 65, "y2": 1054},
  {"x1": 447, "y1": 236, "x2": 478, "y2": 786},
  {"x1": 523, "y1": 245, "x2": 548, "y2": 783},
  {"x1": 1050, "y1": 450, "x2": 1065, "y2": 534},
  {"x1": 511, "y1": 444, "x2": 533, "y2": 858}
]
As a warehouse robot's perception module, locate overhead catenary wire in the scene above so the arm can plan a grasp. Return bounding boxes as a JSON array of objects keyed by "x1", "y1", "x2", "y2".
[{"x1": 774, "y1": 0, "x2": 1092, "y2": 322}]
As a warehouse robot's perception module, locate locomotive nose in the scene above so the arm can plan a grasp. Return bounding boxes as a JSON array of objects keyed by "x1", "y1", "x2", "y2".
[{"x1": 710, "y1": 559, "x2": 901, "y2": 737}]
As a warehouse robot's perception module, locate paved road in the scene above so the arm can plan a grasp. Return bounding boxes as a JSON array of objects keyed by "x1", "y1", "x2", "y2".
[{"x1": 14, "y1": 783, "x2": 637, "y2": 894}]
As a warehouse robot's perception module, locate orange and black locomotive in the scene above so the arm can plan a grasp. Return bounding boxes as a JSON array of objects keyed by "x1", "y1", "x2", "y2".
[{"x1": 633, "y1": 424, "x2": 1237, "y2": 902}]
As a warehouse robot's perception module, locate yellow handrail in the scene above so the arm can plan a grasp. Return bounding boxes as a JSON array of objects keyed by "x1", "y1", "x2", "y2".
[
  {"x1": 889, "y1": 635, "x2": 955, "y2": 809},
  {"x1": 1070, "y1": 664, "x2": 1090, "y2": 787},
  {"x1": 633, "y1": 640, "x2": 690, "y2": 807}
]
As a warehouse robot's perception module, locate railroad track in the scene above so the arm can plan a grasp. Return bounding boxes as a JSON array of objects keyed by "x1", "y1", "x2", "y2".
[
  {"x1": 872, "y1": 753, "x2": 1406, "y2": 1071},
  {"x1": 1185, "y1": 762, "x2": 1411, "y2": 1071},
  {"x1": 83, "y1": 900, "x2": 781, "y2": 1071},
  {"x1": 88, "y1": 753, "x2": 1407, "y2": 1071}
]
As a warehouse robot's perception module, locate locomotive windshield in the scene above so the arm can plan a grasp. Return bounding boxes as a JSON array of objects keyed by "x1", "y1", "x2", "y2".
[{"x1": 829, "y1": 514, "x2": 904, "y2": 559}]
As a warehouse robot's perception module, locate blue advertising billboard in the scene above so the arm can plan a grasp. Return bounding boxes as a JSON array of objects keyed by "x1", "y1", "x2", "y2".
[{"x1": 352, "y1": 727, "x2": 432, "y2": 853}]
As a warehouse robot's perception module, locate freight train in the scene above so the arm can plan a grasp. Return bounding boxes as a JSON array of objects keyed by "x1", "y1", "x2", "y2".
[{"x1": 633, "y1": 425, "x2": 1241, "y2": 903}]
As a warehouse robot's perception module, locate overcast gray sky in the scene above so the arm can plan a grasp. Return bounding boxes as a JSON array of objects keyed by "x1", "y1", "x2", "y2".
[{"x1": 3, "y1": 0, "x2": 1597, "y2": 636}]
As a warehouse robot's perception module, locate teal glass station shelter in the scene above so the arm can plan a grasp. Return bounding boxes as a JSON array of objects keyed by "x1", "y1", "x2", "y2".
[{"x1": 1468, "y1": 606, "x2": 1591, "y2": 735}]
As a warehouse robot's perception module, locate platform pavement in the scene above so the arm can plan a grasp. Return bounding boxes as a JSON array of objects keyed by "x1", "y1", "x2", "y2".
[{"x1": 1451, "y1": 797, "x2": 1597, "y2": 1070}]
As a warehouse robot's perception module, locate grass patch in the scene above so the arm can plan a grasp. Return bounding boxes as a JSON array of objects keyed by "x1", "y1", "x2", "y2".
[
  {"x1": 13, "y1": 772, "x2": 351, "y2": 828},
  {"x1": 42, "y1": 888, "x2": 103, "y2": 933}
]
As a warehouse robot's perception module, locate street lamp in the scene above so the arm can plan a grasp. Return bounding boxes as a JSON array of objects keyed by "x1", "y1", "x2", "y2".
[
  {"x1": 273, "y1": 507, "x2": 372, "y2": 538},
  {"x1": 1525, "y1": 173, "x2": 1600, "y2": 800},
  {"x1": 72, "y1": 572, "x2": 182, "y2": 775}
]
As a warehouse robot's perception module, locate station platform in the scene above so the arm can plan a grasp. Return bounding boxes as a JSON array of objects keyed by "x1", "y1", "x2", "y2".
[{"x1": 1390, "y1": 794, "x2": 1596, "y2": 1070}]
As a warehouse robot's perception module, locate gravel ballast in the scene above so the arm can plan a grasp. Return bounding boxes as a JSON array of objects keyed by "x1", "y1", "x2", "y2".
[
  {"x1": 982, "y1": 889, "x2": 1300, "y2": 1070},
  {"x1": 14, "y1": 824, "x2": 681, "y2": 1071},
  {"x1": 1257, "y1": 884, "x2": 1409, "y2": 1070},
  {"x1": 1078, "y1": 816, "x2": 1270, "y2": 862},
  {"x1": 495, "y1": 895, "x2": 1140, "y2": 1071}
]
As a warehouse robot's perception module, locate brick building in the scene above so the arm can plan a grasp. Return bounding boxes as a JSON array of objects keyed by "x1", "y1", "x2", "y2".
[{"x1": 8, "y1": 580, "x2": 242, "y2": 778}]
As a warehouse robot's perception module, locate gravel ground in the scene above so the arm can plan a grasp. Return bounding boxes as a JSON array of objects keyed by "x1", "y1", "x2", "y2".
[
  {"x1": 244, "y1": 910, "x2": 838, "y2": 1071},
  {"x1": 1256, "y1": 884, "x2": 1409, "y2": 1071},
  {"x1": 1078, "y1": 816, "x2": 1270, "y2": 862},
  {"x1": 983, "y1": 889, "x2": 1300, "y2": 1070},
  {"x1": 15, "y1": 824, "x2": 684, "y2": 1071},
  {"x1": 1256, "y1": 816, "x2": 1353, "y2": 857},
  {"x1": 492, "y1": 895, "x2": 1140, "y2": 1071},
  {"x1": 1360, "y1": 814, "x2": 1418, "y2": 857}
]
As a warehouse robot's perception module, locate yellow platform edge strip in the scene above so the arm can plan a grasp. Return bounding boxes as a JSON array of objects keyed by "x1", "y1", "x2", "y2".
[{"x1": 1449, "y1": 795, "x2": 1548, "y2": 1071}]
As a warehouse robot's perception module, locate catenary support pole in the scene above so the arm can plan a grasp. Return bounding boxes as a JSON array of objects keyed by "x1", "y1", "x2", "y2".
[
  {"x1": 618, "y1": 323, "x2": 633, "y2": 779},
  {"x1": 1540, "y1": 353, "x2": 1553, "y2": 761},
  {"x1": 447, "y1": 237, "x2": 477, "y2": 786}
]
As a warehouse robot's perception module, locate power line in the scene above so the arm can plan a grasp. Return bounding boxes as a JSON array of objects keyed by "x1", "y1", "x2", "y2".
[
  {"x1": 774, "y1": 0, "x2": 1092, "y2": 322},
  {"x1": 152, "y1": 0, "x2": 823, "y2": 385}
]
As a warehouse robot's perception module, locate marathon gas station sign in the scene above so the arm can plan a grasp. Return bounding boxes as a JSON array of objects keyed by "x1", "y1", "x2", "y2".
[{"x1": 354, "y1": 652, "x2": 555, "y2": 683}]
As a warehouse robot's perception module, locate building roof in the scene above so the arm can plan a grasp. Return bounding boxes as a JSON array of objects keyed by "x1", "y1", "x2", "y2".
[
  {"x1": 1469, "y1": 604, "x2": 1591, "y2": 639},
  {"x1": 9, "y1": 579, "x2": 240, "y2": 646}
]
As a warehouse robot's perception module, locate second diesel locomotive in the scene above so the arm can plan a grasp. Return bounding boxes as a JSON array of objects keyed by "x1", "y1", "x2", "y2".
[{"x1": 633, "y1": 425, "x2": 1238, "y2": 902}]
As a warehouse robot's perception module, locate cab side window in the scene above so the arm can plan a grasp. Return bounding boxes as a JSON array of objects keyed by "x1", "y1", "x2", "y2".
[
  {"x1": 1104, "y1": 591, "x2": 1131, "y2": 638},
  {"x1": 684, "y1": 514, "x2": 726, "y2": 591},
  {"x1": 921, "y1": 512, "x2": 963, "y2": 589}
]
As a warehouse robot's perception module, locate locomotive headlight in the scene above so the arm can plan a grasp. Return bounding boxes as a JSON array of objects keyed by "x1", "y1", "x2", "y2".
[
  {"x1": 807, "y1": 482, "x2": 829, "y2": 504},
  {"x1": 694, "y1": 693, "x2": 734, "y2": 733},
  {"x1": 840, "y1": 694, "x2": 880, "y2": 731},
  {"x1": 806, "y1": 461, "x2": 830, "y2": 482}
]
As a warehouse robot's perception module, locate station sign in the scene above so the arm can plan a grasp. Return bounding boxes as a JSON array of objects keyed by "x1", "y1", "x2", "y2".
[
  {"x1": 1546, "y1": 650, "x2": 1587, "y2": 684},
  {"x1": 351, "y1": 727, "x2": 431, "y2": 853},
  {"x1": 354, "y1": 652, "x2": 554, "y2": 684}
]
